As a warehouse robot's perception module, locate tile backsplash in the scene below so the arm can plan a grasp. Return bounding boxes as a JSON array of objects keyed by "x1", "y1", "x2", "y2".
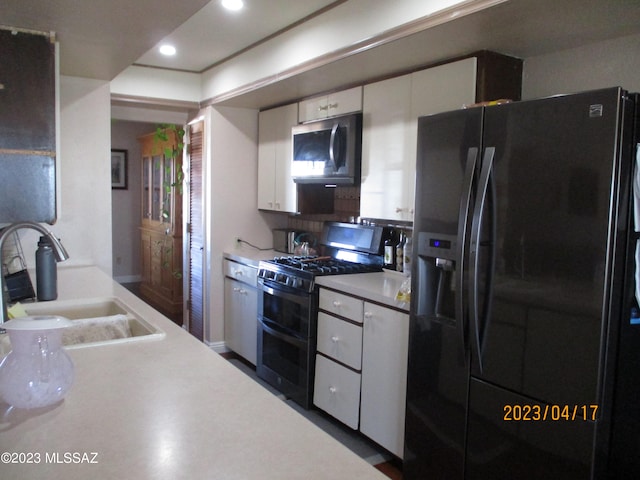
[
  {"x1": 287, "y1": 185, "x2": 360, "y2": 248},
  {"x1": 286, "y1": 184, "x2": 412, "y2": 253}
]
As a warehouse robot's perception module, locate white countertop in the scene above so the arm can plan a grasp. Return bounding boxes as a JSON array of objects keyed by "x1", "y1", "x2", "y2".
[
  {"x1": 224, "y1": 245, "x2": 280, "y2": 267},
  {"x1": 316, "y1": 270, "x2": 411, "y2": 312},
  {"x1": 225, "y1": 249, "x2": 411, "y2": 312},
  {"x1": 0, "y1": 266, "x2": 387, "y2": 480}
]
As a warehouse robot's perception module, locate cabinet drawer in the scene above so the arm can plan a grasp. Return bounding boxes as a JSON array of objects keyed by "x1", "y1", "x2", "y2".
[
  {"x1": 313, "y1": 355, "x2": 361, "y2": 429},
  {"x1": 223, "y1": 259, "x2": 257, "y2": 288},
  {"x1": 317, "y1": 312, "x2": 362, "y2": 370},
  {"x1": 319, "y1": 289, "x2": 363, "y2": 323}
]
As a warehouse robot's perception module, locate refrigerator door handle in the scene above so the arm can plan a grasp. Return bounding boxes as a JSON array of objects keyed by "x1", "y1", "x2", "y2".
[
  {"x1": 633, "y1": 144, "x2": 640, "y2": 306},
  {"x1": 469, "y1": 146, "x2": 496, "y2": 374},
  {"x1": 456, "y1": 147, "x2": 479, "y2": 354}
]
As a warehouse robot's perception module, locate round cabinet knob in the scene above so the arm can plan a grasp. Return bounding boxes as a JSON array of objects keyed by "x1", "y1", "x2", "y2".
[
  {"x1": 364, "y1": 311, "x2": 373, "y2": 319},
  {"x1": 329, "y1": 386, "x2": 337, "y2": 394},
  {"x1": 331, "y1": 335, "x2": 339, "y2": 343},
  {"x1": 332, "y1": 301, "x2": 341, "y2": 308}
]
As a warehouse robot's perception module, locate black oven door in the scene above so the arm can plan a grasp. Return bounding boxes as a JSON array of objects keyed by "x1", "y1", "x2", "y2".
[
  {"x1": 258, "y1": 279, "x2": 312, "y2": 338},
  {"x1": 256, "y1": 278, "x2": 317, "y2": 409}
]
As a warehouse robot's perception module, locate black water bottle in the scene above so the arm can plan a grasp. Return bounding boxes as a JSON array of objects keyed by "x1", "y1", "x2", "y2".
[{"x1": 36, "y1": 236, "x2": 58, "y2": 301}]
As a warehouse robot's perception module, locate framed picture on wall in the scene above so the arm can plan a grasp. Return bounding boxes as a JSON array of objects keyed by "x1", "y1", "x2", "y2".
[{"x1": 111, "y1": 149, "x2": 128, "y2": 189}]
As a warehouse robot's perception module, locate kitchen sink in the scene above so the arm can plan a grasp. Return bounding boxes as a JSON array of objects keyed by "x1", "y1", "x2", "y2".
[
  {"x1": 0, "y1": 297, "x2": 165, "y2": 356},
  {"x1": 23, "y1": 297, "x2": 131, "y2": 319}
]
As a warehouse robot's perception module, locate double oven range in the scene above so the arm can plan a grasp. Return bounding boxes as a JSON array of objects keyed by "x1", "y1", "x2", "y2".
[{"x1": 256, "y1": 222, "x2": 385, "y2": 408}]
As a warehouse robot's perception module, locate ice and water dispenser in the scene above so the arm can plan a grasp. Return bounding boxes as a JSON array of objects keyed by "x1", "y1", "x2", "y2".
[{"x1": 414, "y1": 231, "x2": 458, "y2": 326}]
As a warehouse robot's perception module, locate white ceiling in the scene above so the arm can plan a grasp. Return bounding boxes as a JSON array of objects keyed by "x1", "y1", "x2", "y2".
[
  {"x1": 134, "y1": 0, "x2": 339, "y2": 72},
  {"x1": 1, "y1": 0, "x2": 640, "y2": 109},
  {"x1": 213, "y1": 0, "x2": 640, "y2": 108},
  {"x1": 0, "y1": 0, "x2": 339, "y2": 79}
]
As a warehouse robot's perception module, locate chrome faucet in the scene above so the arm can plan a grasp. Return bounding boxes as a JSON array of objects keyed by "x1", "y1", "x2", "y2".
[{"x1": 0, "y1": 222, "x2": 70, "y2": 324}]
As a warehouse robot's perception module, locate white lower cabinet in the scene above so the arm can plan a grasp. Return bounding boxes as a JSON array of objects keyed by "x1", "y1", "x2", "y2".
[
  {"x1": 223, "y1": 260, "x2": 258, "y2": 365},
  {"x1": 314, "y1": 288, "x2": 409, "y2": 458},
  {"x1": 360, "y1": 302, "x2": 409, "y2": 458},
  {"x1": 314, "y1": 354, "x2": 362, "y2": 429},
  {"x1": 318, "y1": 289, "x2": 364, "y2": 322},
  {"x1": 317, "y1": 312, "x2": 363, "y2": 370}
]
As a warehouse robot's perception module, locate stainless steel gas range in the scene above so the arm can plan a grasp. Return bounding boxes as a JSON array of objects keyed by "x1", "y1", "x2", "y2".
[{"x1": 256, "y1": 222, "x2": 385, "y2": 409}]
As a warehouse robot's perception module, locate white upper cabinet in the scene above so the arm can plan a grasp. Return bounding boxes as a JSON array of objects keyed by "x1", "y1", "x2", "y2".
[
  {"x1": 360, "y1": 58, "x2": 478, "y2": 222},
  {"x1": 257, "y1": 103, "x2": 299, "y2": 213},
  {"x1": 360, "y1": 53, "x2": 523, "y2": 222},
  {"x1": 298, "y1": 86, "x2": 362, "y2": 123},
  {"x1": 360, "y1": 74, "x2": 413, "y2": 222}
]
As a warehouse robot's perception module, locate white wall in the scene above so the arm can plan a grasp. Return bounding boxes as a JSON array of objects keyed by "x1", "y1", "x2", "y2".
[
  {"x1": 111, "y1": 120, "x2": 156, "y2": 282},
  {"x1": 20, "y1": 76, "x2": 112, "y2": 274},
  {"x1": 59, "y1": 77, "x2": 113, "y2": 273},
  {"x1": 201, "y1": 0, "x2": 485, "y2": 100},
  {"x1": 111, "y1": 104, "x2": 190, "y2": 125},
  {"x1": 110, "y1": 66, "x2": 202, "y2": 103},
  {"x1": 110, "y1": 0, "x2": 488, "y2": 103},
  {"x1": 522, "y1": 33, "x2": 640, "y2": 99},
  {"x1": 203, "y1": 106, "x2": 286, "y2": 344}
]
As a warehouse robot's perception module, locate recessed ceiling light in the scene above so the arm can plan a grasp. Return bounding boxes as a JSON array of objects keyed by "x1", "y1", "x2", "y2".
[
  {"x1": 159, "y1": 44, "x2": 176, "y2": 56},
  {"x1": 221, "y1": 0, "x2": 244, "y2": 11}
]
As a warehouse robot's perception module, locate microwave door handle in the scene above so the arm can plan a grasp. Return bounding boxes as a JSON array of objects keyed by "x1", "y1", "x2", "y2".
[{"x1": 329, "y1": 123, "x2": 339, "y2": 170}]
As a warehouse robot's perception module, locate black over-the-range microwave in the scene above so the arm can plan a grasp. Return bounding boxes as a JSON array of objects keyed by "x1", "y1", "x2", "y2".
[{"x1": 291, "y1": 112, "x2": 362, "y2": 186}]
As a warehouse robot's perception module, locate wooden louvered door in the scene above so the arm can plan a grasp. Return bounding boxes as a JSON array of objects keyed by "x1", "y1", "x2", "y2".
[{"x1": 186, "y1": 121, "x2": 204, "y2": 340}]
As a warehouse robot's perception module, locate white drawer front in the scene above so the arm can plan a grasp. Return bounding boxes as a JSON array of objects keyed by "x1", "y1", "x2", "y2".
[
  {"x1": 319, "y1": 289, "x2": 363, "y2": 323},
  {"x1": 313, "y1": 355, "x2": 361, "y2": 429},
  {"x1": 223, "y1": 259, "x2": 257, "y2": 288},
  {"x1": 317, "y1": 312, "x2": 362, "y2": 370}
]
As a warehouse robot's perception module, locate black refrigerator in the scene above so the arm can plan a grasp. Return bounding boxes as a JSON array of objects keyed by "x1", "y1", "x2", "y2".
[{"x1": 404, "y1": 87, "x2": 640, "y2": 479}]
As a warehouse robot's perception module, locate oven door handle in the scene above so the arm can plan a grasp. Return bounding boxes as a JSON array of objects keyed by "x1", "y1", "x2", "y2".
[
  {"x1": 260, "y1": 318, "x2": 307, "y2": 348},
  {"x1": 260, "y1": 280, "x2": 310, "y2": 303}
]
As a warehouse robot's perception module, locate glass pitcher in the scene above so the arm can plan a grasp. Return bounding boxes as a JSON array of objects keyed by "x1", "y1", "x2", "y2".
[{"x1": 0, "y1": 315, "x2": 74, "y2": 409}]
